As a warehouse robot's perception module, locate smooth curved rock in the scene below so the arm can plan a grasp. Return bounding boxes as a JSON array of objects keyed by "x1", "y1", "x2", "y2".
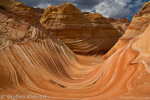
[
  {"x1": 102, "y1": 1, "x2": 150, "y2": 59},
  {"x1": 0, "y1": 18, "x2": 150, "y2": 100},
  {"x1": 0, "y1": 1, "x2": 150, "y2": 100}
]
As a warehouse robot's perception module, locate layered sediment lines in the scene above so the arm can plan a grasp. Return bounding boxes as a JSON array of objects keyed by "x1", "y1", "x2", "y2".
[
  {"x1": 41, "y1": 3, "x2": 121, "y2": 55},
  {"x1": 110, "y1": 23, "x2": 129, "y2": 35},
  {"x1": 0, "y1": 3, "x2": 49, "y2": 48},
  {"x1": 29, "y1": 7, "x2": 44, "y2": 19},
  {"x1": 108, "y1": 17, "x2": 130, "y2": 24},
  {"x1": 0, "y1": 1, "x2": 150, "y2": 100},
  {"x1": 107, "y1": 17, "x2": 130, "y2": 35},
  {"x1": 103, "y1": 1, "x2": 150, "y2": 59},
  {"x1": 0, "y1": 25, "x2": 150, "y2": 100}
]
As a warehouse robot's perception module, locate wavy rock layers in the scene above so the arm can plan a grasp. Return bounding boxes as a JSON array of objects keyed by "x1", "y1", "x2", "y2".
[
  {"x1": 103, "y1": 1, "x2": 150, "y2": 59},
  {"x1": 0, "y1": 0, "x2": 35, "y2": 17},
  {"x1": 122, "y1": 1, "x2": 150, "y2": 40},
  {"x1": 132, "y1": 25, "x2": 150, "y2": 72},
  {"x1": 0, "y1": 10, "x2": 35, "y2": 48},
  {"x1": 0, "y1": 25, "x2": 150, "y2": 100},
  {"x1": 107, "y1": 17, "x2": 130, "y2": 35},
  {"x1": 0, "y1": 2, "x2": 49, "y2": 48},
  {"x1": 0, "y1": 1, "x2": 150, "y2": 100},
  {"x1": 41, "y1": 3, "x2": 121, "y2": 55}
]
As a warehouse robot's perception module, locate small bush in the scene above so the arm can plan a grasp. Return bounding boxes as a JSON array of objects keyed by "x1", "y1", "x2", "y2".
[{"x1": 0, "y1": 5, "x2": 7, "y2": 10}]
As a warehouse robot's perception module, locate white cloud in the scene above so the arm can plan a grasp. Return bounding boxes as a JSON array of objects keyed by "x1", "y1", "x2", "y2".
[
  {"x1": 79, "y1": 0, "x2": 147, "y2": 19},
  {"x1": 114, "y1": 0, "x2": 131, "y2": 7},
  {"x1": 81, "y1": 8, "x2": 94, "y2": 13},
  {"x1": 93, "y1": 0, "x2": 132, "y2": 18},
  {"x1": 34, "y1": 3, "x2": 52, "y2": 9},
  {"x1": 32, "y1": 0, "x2": 147, "y2": 20},
  {"x1": 33, "y1": 2, "x2": 78, "y2": 9},
  {"x1": 128, "y1": 0, "x2": 147, "y2": 8}
]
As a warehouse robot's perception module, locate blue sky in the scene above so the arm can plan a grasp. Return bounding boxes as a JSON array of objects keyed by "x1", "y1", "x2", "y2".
[{"x1": 15, "y1": 0, "x2": 149, "y2": 21}]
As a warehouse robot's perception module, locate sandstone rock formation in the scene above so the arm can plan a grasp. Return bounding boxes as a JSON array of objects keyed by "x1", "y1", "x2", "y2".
[
  {"x1": 0, "y1": 0, "x2": 49, "y2": 48},
  {"x1": 0, "y1": 1, "x2": 150, "y2": 100},
  {"x1": 117, "y1": 18, "x2": 130, "y2": 23},
  {"x1": 30, "y1": 7, "x2": 44, "y2": 18},
  {"x1": 102, "y1": 1, "x2": 150, "y2": 59},
  {"x1": 41, "y1": 3, "x2": 122, "y2": 55},
  {"x1": 107, "y1": 17, "x2": 117, "y2": 23},
  {"x1": 107, "y1": 17, "x2": 130, "y2": 35},
  {"x1": 0, "y1": 0, "x2": 14, "y2": 8},
  {"x1": 0, "y1": 9, "x2": 150, "y2": 100},
  {"x1": 108, "y1": 17, "x2": 130, "y2": 24},
  {"x1": 111, "y1": 23, "x2": 129, "y2": 35},
  {"x1": 0, "y1": 0, "x2": 35, "y2": 17}
]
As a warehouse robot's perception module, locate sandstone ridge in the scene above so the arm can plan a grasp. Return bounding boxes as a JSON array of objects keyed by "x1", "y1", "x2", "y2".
[
  {"x1": 102, "y1": 1, "x2": 150, "y2": 59},
  {"x1": 41, "y1": 3, "x2": 122, "y2": 55},
  {"x1": 0, "y1": 0, "x2": 51, "y2": 48},
  {"x1": 0, "y1": 1, "x2": 150, "y2": 100},
  {"x1": 107, "y1": 17, "x2": 130, "y2": 35},
  {"x1": 108, "y1": 17, "x2": 130, "y2": 23}
]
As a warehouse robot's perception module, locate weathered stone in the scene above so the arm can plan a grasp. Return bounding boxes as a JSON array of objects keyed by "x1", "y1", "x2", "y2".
[
  {"x1": 102, "y1": 1, "x2": 150, "y2": 59},
  {"x1": 107, "y1": 17, "x2": 130, "y2": 35},
  {"x1": 41, "y1": 3, "x2": 122, "y2": 55},
  {"x1": 0, "y1": 1, "x2": 150, "y2": 100}
]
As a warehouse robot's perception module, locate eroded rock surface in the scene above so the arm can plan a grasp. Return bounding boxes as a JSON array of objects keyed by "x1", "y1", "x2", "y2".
[
  {"x1": 108, "y1": 17, "x2": 130, "y2": 24},
  {"x1": 41, "y1": 3, "x2": 122, "y2": 55},
  {"x1": 103, "y1": 1, "x2": 150, "y2": 59},
  {"x1": 30, "y1": 7, "x2": 44, "y2": 18},
  {"x1": 0, "y1": 1, "x2": 150, "y2": 100},
  {"x1": 0, "y1": 0, "x2": 50, "y2": 48},
  {"x1": 0, "y1": 13, "x2": 150, "y2": 100},
  {"x1": 107, "y1": 17, "x2": 130, "y2": 35}
]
